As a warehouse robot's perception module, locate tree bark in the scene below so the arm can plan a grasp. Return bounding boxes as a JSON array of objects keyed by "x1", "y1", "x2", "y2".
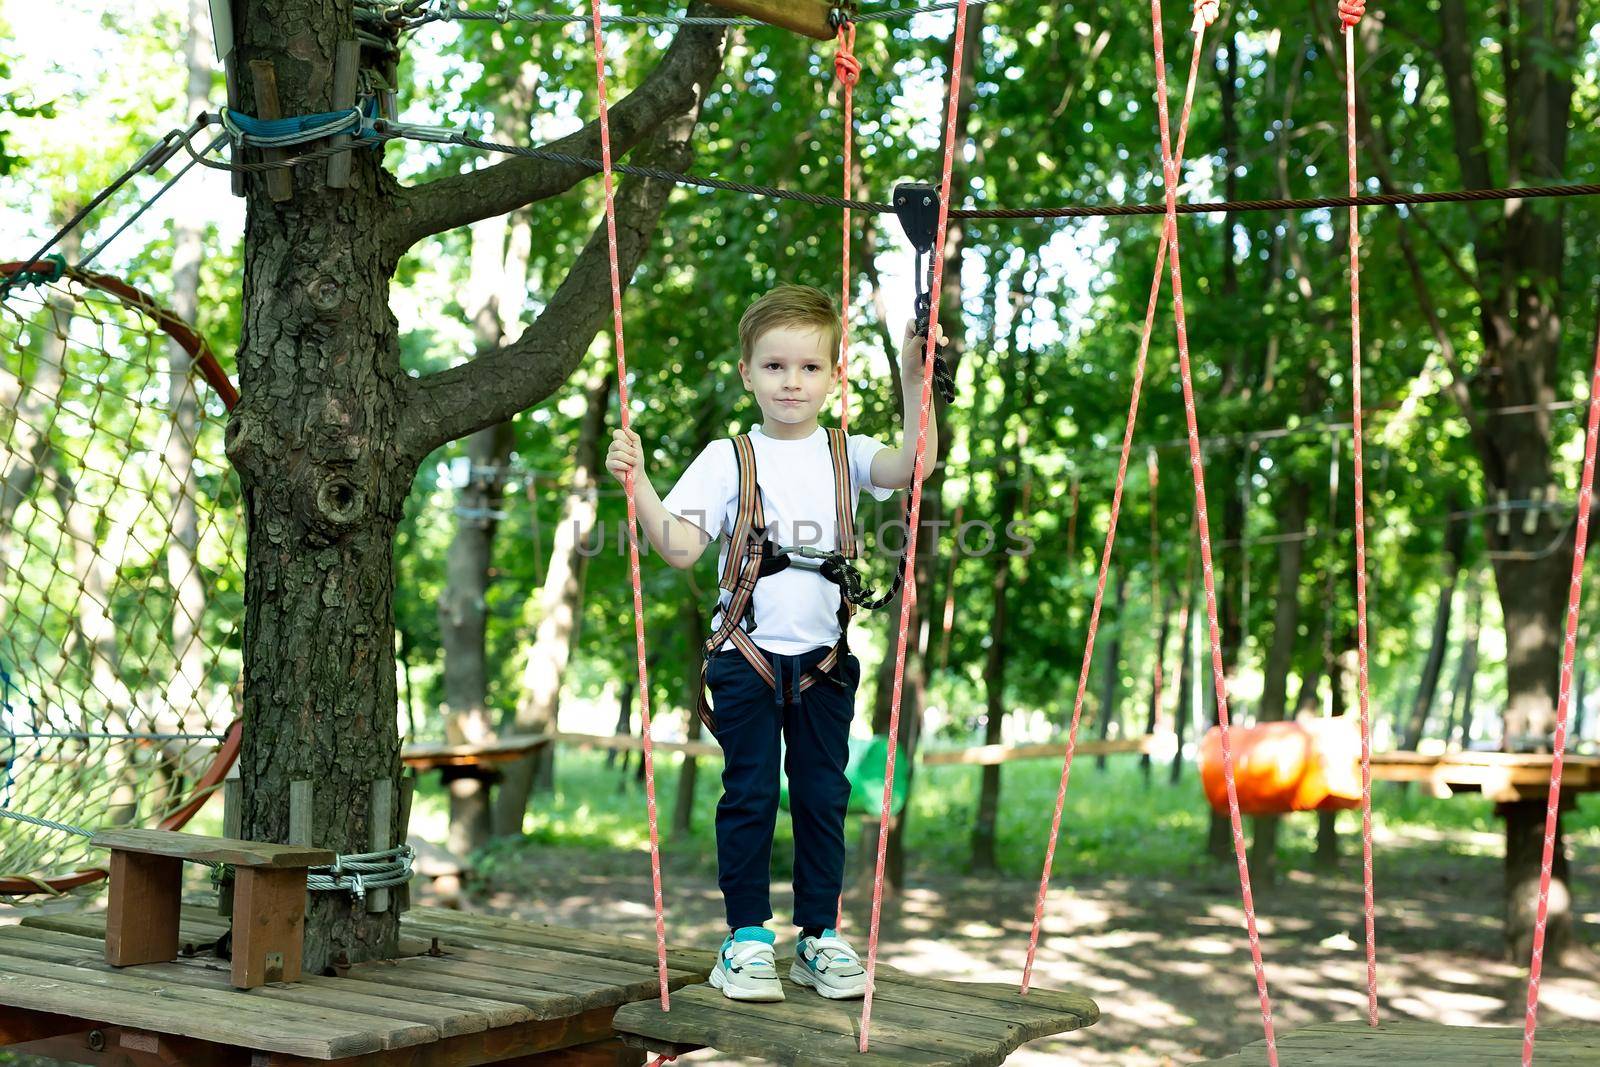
[
  {"x1": 231, "y1": 2, "x2": 725, "y2": 969},
  {"x1": 1447, "y1": 572, "x2": 1485, "y2": 749},
  {"x1": 1401, "y1": 512, "x2": 1468, "y2": 751},
  {"x1": 1094, "y1": 571, "x2": 1127, "y2": 771},
  {"x1": 1434, "y1": 0, "x2": 1581, "y2": 962},
  {"x1": 1250, "y1": 476, "x2": 1310, "y2": 882},
  {"x1": 438, "y1": 192, "x2": 534, "y2": 852},
  {"x1": 494, "y1": 367, "x2": 613, "y2": 834},
  {"x1": 163, "y1": 0, "x2": 211, "y2": 740}
]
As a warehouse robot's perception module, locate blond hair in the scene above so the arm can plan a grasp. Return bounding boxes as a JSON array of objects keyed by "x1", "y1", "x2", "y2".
[{"x1": 737, "y1": 284, "x2": 842, "y2": 365}]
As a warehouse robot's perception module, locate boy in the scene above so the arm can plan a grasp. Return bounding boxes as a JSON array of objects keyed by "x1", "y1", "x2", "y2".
[{"x1": 604, "y1": 284, "x2": 942, "y2": 1002}]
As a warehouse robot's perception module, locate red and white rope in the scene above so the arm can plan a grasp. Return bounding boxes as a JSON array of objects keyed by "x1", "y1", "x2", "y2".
[
  {"x1": 1152, "y1": 1, "x2": 1279, "y2": 1060},
  {"x1": 1522, "y1": 315, "x2": 1600, "y2": 1064},
  {"x1": 836, "y1": 21, "x2": 860, "y2": 433},
  {"x1": 588, "y1": 0, "x2": 671, "y2": 1010},
  {"x1": 1340, "y1": 4, "x2": 1380, "y2": 1027},
  {"x1": 859, "y1": 0, "x2": 972, "y2": 1051},
  {"x1": 1019, "y1": 0, "x2": 1213, "y2": 995}
]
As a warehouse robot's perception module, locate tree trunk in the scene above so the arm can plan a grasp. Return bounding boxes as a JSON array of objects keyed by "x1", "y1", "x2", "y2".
[
  {"x1": 671, "y1": 595, "x2": 706, "y2": 836},
  {"x1": 231, "y1": 1, "x2": 725, "y2": 969},
  {"x1": 1401, "y1": 512, "x2": 1468, "y2": 751},
  {"x1": 968, "y1": 315, "x2": 1027, "y2": 873},
  {"x1": 1316, "y1": 621, "x2": 1356, "y2": 871},
  {"x1": 1170, "y1": 532, "x2": 1197, "y2": 786},
  {"x1": 164, "y1": 0, "x2": 211, "y2": 740},
  {"x1": 1250, "y1": 478, "x2": 1310, "y2": 882},
  {"x1": 1141, "y1": 585, "x2": 1174, "y2": 784},
  {"x1": 1094, "y1": 570, "x2": 1127, "y2": 771},
  {"x1": 438, "y1": 202, "x2": 533, "y2": 852},
  {"x1": 1448, "y1": 574, "x2": 1484, "y2": 749},
  {"x1": 1434, "y1": 0, "x2": 1581, "y2": 964},
  {"x1": 494, "y1": 367, "x2": 612, "y2": 834}
]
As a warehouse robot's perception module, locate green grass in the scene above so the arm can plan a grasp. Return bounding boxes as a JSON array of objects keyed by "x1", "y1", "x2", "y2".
[{"x1": 414, "y1": 747, "x2": 1600, "y2": 882}]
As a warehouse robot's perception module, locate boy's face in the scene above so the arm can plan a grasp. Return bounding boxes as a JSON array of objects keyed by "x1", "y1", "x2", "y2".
[{"x1": 739, "y1": 324, "x2": 838, "y2": 434}]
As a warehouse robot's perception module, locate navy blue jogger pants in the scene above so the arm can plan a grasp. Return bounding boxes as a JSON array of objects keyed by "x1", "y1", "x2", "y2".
[{"x1": 704, "y1": 643, "x2": 860, "y2": 932}]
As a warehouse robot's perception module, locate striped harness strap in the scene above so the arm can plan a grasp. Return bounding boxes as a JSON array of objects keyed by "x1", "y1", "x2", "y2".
[{"x1": 696, "y1": 429, "x2": 858, "y2": 730}]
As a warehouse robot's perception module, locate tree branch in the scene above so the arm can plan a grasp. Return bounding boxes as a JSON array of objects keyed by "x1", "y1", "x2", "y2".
[
  {"x1": 397, "y1": 35, "x2": 725, "y2": 461},
  {"x1": 385, "y1": 7, "x2": 727, "y2": 256}
]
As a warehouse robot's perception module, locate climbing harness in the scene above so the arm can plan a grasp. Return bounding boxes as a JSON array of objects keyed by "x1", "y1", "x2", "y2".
[{"x1": 695, "y1": 430, "x2": 862, "y2": 730}]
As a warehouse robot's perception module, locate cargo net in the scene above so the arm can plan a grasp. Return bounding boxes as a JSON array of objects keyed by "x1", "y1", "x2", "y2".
[{"x1": 0, "y1": 263, "x2": 243, "y2": 895}]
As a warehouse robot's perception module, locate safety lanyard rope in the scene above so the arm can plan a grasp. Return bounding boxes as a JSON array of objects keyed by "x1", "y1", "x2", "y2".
[
  {"x1": 1338, "y1": 0, "x2": 1381, "y2": 1030},
  {"x1": 1021, "y1": 0, "x2": 1224, "y2": 995},
  {"x1": 1151, "y1": 0, "x2": 1280, "y2": 1059},
  {"x1": 858, "y1": 0, "x2": 972, "y2": 1052},
  {"x1": 836, "y1": 21, "x2": 860, "y2": 432},
  {"x1": 586, "y1": 0, "x2": 672, "y2": 1011}
]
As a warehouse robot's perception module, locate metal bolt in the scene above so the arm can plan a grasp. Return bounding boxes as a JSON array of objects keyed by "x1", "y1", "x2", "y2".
[{"x1": 87, "y1": 1030, "x2": 106, "y2": 1052}]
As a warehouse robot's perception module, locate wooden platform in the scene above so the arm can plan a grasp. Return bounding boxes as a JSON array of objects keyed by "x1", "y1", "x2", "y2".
[
  {"x1": 613, "y1": 961, "x2": 1099, "y2": 1066},
  {"x1": 1205, "y1": 1020, "x2": 1600, "y2": 1064},
  {"x1": 1, "y1": 904, "x2": 1097, "y2": 1066},
  {"x1": 1369, "y1": 750, "x2": 1600, "y2": 802},
  {"x1": 0, "y1": 904, "x2": 703, "y2": 1065}
]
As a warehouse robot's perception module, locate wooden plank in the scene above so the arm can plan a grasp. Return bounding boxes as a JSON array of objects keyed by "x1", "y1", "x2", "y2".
[
  {"x1": 704, "y1": 0, "x2": 836, "y2": 40},
  {"x1": 104, "y1": 849, "x2": 181, "y2": 967},
  {"x1": 369, "y1": 778, "x2": 394, "y2": 914},
  {"x1": 402, "y1": 910, "x2": 711, "y2": 977},
  {"x1": 396, "y1": 772, "x2": 416, "y2": 913},
  {"x1": 289, "y1": 780, "x2": 315, "y2": 847},
  {"x1": 613, "y1": 994, "x2": 951, "y2": 1067},
  {"x1": 399, "y1": 912, "x2": 700, "y2": 988},
  {"x1": 660, "y1": 980, "x2": 1003, "y2": 1061},
  {"x1": 342, "y1": 959, "x2": 583, "y2": 1021},
  {"x1": 298, "y1": 973, "x2": 533, "y2": 1029},
  {"x1": 3, "y1": 924, "x2": 488, "y2": 1040},
  {"x1": 0, "y1": 959, "x2": 369, "y2": 1058},
  {"x1": 248, "y1": 60, "x2": 295, "y2": 202},
  {"x1": 402, "y1": 734, "x2": 552, "y2": 770},
  {"x1": 921, "y1": 735, "x2": 1156, "y2": 767},
  {"x1": 0, "y1": 930, "x2": 439, "y2": 1050},
  {"x1": 325, "y1": 39, "x2": 360, "y2": 189},
  {"x1": 221, "y1": 776, "x2": 242, "y2": 915},
  {"x1": 552, "y1": 732, "x2": 722, "y2": 760},
  {"x1": 384, "y1": 955, "x2": 626, "y2": 1009},
  {"x1": 871, "y1": 967, "x2": 1099, "y2": 1026},
  {"x1": 427, "y1": 943, "x2": 670, "y2": 1004},
  {"x1": 1205, "y1": 1021, "x2": 1600, "y2": 1065},
  {"x1": 92, "y1": 829, "x2": 333, "y2": 869},
  {"x1": 232, "y1": 866, "x2": 308, "y2": 987}
]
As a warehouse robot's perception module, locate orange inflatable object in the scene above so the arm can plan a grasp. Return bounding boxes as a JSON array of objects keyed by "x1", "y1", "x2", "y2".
[{"x1": 1198, "y1": 718, "x2": 1363, "y2": 816}]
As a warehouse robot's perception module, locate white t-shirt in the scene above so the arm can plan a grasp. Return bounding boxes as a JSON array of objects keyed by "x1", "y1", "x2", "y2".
[{"x1": 662, "y1": 425, "x2": 896, "y2": 656}]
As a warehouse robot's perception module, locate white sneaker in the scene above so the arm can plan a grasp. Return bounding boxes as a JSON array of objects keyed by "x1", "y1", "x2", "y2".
[
  {"x1": 709, "y1": 928, "x2": 784, "y2": 1002},
  {"x1": 790, "y1": 930, "x2": 868, "y2": 1000}
]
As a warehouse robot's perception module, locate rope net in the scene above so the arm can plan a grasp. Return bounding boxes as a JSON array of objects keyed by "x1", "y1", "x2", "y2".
[{"x1": 0, "y1": 264, "x2": 242, "y2": 896}]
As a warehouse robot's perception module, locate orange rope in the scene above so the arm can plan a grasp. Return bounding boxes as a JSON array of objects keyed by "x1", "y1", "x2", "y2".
[
  {"x1": 1021, "y1": 0, "x2": 1215, "y2": 996},
  {"x1": 586, "y1": 0, "x2": 671, "y2": 1011},
  {"x1": 836, "y1": 20, "x2": 860, "y2": 432},
  {"x1": 1339, "y1": 0, "x2": 1380, "y2": 1028},
  {"x1": 1151, "y1": 0, "x2": 1279, "y2": 1059},
  {"x1": 1521, "y1": 322, "x2": 1600, "y2": 1067},
  {"x1": 858, "y1": 0, "x2": 971, "y2": 1051}
]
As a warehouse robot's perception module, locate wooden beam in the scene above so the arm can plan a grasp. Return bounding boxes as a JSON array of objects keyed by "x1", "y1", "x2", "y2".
[
  {"x1": 704, "y1": 0, "x2": 836, "y2": 40},
  {"x1": 325, "y1": 40, "x2": 361, "y2": 190},
  {"x1": 247, "y1": 60, "x2": 294, "y2": 202},
  {"x1": 91, "y1": 829, "x2": 333, "y2": 869},
  {"x1": 921, "y1": 735, "x2": 1159, "y2": 767}
]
